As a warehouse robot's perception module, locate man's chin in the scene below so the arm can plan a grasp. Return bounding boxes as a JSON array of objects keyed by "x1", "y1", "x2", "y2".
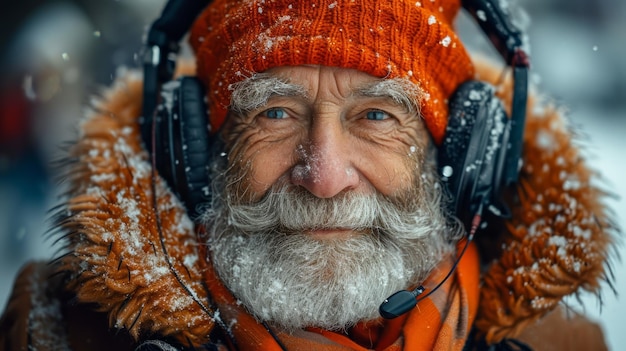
[{"x1": 210, "y1": 230, "x2": 421, "y2": 332}]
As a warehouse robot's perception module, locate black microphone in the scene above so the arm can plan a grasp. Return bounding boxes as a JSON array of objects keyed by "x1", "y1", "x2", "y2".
[
  {"x1": 379, "y1": 285, "x2": 425, "y2": 319},
  {"x1": 379, "y1": 208, "x2": 483, "y2": 319}
]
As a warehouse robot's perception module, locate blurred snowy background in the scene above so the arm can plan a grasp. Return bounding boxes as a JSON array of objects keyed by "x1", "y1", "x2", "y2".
[{"x1": 0, "y1": 0, "x2": 624, "y2": 349}]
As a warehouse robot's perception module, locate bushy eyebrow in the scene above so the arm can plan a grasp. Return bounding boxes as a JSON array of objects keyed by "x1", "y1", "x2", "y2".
[
  {"x1": 354, "y1": 79, "x2": 424, "y2": 115},
  {"x1": 229, "y1": 73, "x2": 424, "y2": 116},
  {"x1": 229, "y1": 73, "x2": 307, "y2": 115}
]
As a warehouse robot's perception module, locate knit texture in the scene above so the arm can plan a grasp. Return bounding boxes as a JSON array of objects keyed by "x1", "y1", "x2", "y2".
[{"x1": 189, "y1": 0, "x2": 475, "y2": 144}]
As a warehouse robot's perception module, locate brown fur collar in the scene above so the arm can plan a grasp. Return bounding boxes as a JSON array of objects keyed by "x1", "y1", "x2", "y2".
[{"x1": 53, "y1": 60, "x2": 617, "y2": 347}]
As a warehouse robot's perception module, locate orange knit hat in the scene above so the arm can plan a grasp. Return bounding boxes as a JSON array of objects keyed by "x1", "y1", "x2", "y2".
[{"x1": 189, "y1": 0, "x2": 475, "y2": 144}]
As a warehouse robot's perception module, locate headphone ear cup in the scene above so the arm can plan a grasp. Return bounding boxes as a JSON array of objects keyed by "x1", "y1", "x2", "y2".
[
  {"x1": 155, "y1": 76, "x2": 213, "y2": 220},
  {"x1": 438, "y1": 80, "x2": 511, "y2": 228}
]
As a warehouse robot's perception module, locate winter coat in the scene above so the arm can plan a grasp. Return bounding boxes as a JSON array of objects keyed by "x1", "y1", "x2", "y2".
[{"x1": 0, "y1": 58, "x2": 617, "y2": 351}]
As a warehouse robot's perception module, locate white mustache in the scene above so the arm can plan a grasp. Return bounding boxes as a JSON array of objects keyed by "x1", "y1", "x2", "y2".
[{"x1": 225, "y1": 183, "x2": 444, "y2": 240}]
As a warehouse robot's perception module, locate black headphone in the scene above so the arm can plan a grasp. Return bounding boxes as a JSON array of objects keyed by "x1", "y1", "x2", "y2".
[{"x1": 140, "y1": 0, "x2": 529, "y2": 225}]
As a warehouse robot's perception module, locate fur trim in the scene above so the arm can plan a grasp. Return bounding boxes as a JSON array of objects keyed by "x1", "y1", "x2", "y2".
[
  {"x1": 54, "y1": 66, "x2": 215, "y2": 347},
  {"x1": 472, "y1": 59, "x2": 617, "y2": 342},
  {"x1": 52, "y1": 59, "x2": 617, "y2": 346}
]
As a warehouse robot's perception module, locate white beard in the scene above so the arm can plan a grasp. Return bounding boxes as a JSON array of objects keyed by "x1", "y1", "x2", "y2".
[{"x1": 202, "y1": 153, "x2": 461, "y2": 331}]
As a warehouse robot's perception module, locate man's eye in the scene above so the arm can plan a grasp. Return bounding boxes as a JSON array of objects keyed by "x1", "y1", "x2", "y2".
[
  {"x1": 262, "y1": 107, "x2": 288, "y2": 119},
  {"x1": 366, "y1": 110, "x2": 389, "y2": 121}
]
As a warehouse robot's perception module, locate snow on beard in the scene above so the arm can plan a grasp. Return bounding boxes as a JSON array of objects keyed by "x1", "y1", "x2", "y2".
[{"x1": 201, "y1": 142, "x2": 461, "y2": 331}]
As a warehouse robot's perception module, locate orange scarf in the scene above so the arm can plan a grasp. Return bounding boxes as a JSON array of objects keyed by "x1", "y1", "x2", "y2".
[{"x1": 203, "y1": 242, "x2": 479, "y2": 351}]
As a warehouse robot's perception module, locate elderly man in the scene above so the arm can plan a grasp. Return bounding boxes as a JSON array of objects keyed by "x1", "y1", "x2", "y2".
[{"x1": 0, "y1": 0, "x2": 616, "y2": 350}]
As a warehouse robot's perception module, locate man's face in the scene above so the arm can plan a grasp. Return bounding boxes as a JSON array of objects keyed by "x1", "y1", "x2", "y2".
[
  {"x1": 224, "y1": 65, "x2": 429, "y2": 209},
  {"x1": 204, "y1": 65, "x2": 458, "y2": 331}
]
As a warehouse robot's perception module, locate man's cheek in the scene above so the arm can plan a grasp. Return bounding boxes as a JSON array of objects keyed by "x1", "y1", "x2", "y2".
[{"x1": 227, "y1": 152, "x2": 293, "y2": 204}]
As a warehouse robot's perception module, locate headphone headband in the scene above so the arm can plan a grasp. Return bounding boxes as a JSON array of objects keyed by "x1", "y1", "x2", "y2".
[
  {"x1": 141, "y1": 0, "x2": 211, "y2": 147},
  {"x1": 462, "y1": 0, "x2": 530, "y2": 186}
]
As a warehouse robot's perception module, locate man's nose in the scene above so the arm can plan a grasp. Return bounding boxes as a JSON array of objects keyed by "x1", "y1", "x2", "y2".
[{"x1": 290, "y1": 118, "x2": 360, "y2": 198}]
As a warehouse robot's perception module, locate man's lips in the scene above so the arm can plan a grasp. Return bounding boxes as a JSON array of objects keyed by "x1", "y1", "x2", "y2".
[{"x1": 305, "y1": 228, "x2": 361, "y2": 239}]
